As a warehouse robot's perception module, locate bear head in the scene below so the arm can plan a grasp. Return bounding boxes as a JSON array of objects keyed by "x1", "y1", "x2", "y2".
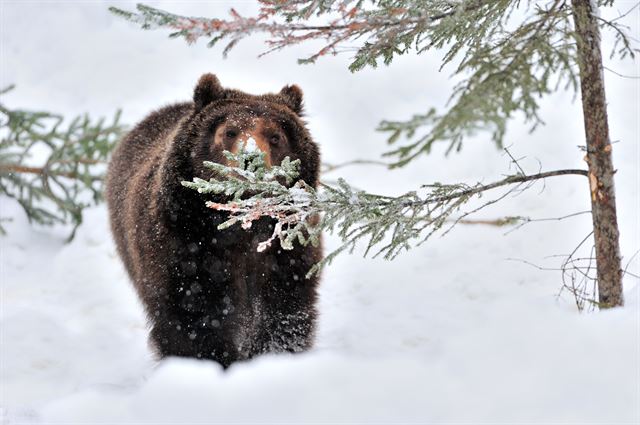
[{"x1": 185, "y1": 73, "x2": 320, "y2": 188}]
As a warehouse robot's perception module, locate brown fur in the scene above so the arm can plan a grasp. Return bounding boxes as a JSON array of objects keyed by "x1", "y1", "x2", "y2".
[{"x1": 106, "y1": 74, "x2": 321, "y2": 368}]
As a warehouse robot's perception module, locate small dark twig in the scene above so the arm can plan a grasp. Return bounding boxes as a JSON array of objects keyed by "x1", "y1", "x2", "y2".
[
  {"x1": 321, "y1": 159, "x2": 390, "y2": 174},
  {"x1": 603, "y1": 66, "x2": 640, "y2": 79},
  {"x1": 504, "y1": 210, "x2": 591, "y2": 234},
  {"x1": 419, "y1": 169, "x2": 588, "y2": 205}
]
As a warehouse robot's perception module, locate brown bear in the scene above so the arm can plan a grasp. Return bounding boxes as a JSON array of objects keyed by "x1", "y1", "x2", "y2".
[{"x1": 106, "y1": 73, "x2": 322, "y2": 368}]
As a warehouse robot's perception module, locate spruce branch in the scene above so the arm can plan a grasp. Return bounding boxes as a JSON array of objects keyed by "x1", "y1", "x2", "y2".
[
  {"x1": 0, "y1": 86, "x2": 126, "y2": 240},
  {"x1": 182, "y1": 147, "x2": 588, "y2": 277},
  {"x1": 109, "y1": 2, "x2": 471, "y2": 65},
  {"x1": 111, "y1": 2, "x2": 636, "y2": 166}
]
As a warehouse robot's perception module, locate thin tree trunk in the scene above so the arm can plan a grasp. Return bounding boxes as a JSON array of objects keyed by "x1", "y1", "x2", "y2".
[{"x1": 571, "y1": 0, "x2": 623, "y2": 308}]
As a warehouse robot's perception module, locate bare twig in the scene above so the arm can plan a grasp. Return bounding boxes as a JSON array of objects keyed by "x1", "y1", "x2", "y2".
[
  {"x1": 0, "y1": 164, "x2": 81, "y2": 180},
  {"x1": 603, "y1": 66, "x2": 640, "y2": 79},
  {"x1": 418, "y1": 169, "x2": 588, "y2": 205},
  {"x1": 321, "y1": 159, "x2": 389, "y2": 174},
  {"x1": 504, "y1": 210, "x2": 591, "y2": 234}
]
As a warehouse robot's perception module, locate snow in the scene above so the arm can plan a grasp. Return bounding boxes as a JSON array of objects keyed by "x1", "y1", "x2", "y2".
[
  {"x1": 242, "y1": 136, "x2": 260, "y2": 153},
  {"x1": 1, "y1": 2, "x2": 639, "y2": 424},
  {"x1": 289, "y1": 186, "x2": 312, "y2": 205}
]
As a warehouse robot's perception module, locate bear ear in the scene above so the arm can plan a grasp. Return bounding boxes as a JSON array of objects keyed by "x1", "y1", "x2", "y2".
[
  {"x1": 193, "y1": 73, "x2": 224, "y2": 112},
  {"x1": 279, "y1": 85, "x2": 304, "y2": 115}
]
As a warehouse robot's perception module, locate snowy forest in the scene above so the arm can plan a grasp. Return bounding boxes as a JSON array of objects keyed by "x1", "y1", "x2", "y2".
[{"x1": 1, "y1": 1, "x2": 639, "y2": 423}]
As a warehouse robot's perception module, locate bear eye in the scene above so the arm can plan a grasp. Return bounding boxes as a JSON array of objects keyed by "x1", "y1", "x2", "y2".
[
  {"x1": 269, "y1": 134, "x2": 281, "y2": 145},
  {"x1": 225, "y1": 129, "x2": 238, "y2": 139}
]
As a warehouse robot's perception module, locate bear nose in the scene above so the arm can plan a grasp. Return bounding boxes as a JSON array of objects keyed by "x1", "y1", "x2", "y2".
[{"x1": 237, "y1": 133, "x2": 271, "y2": 167}]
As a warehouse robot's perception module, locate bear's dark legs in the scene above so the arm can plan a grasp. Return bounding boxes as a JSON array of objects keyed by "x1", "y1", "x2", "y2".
[
  {"x1": 252, "y1": 289, "x2": 317, "y2": 355},
  {"x1": 258, "y1": 308, "x2": 315, "y2": 354},
  {"x1": 248, "y1": 248, "x2": 319, "y2": 356},
  {"x1": 149, "y1": 311, "x2": 244, "y2": 368}
]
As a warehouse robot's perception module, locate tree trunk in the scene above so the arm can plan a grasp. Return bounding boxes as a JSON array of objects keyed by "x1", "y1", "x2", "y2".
[{"x1": 571, "y1": 0, "x2": 623, "y2": 308}]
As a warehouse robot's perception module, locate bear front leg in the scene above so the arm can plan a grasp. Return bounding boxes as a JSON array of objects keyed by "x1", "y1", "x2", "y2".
[
  {"x1": 257, "y1": 304, "x2": 317, "y2": 354},
  {"x1": 254, "y1": 277, "x2": 319, "y2": 355},
  {"x1": 149, "y1": 312, "x2": 244, "y2": 369}
]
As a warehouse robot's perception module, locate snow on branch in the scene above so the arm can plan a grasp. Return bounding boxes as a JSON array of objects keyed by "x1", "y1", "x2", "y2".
[{"x1": 182, "y1": 147, "x2": 588, "y2": 277}]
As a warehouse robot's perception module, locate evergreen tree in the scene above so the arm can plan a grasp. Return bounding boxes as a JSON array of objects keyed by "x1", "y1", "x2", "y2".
[{"x1": 111, "y1": 1, "x2": 637, "y2": 308}]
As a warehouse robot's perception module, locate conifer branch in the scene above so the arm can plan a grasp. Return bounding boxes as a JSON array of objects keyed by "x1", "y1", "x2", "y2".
[
  {"x1": 183, "y1": 148, "x2": 588, "y2": 277},
  {"x1": 111, "y1": 2, "x2": 636, "y2": 166},
  {"x1": 0, "y1": 86, "x2": 126, "y2": 240}
]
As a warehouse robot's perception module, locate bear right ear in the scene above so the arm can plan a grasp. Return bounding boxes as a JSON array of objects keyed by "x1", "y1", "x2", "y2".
[
  {"x1": 193, "y1": 73, "x2": 224, "y2": 112},
  {"x1": 279, "y1": 85, "x2": 304, "y2": 115}
]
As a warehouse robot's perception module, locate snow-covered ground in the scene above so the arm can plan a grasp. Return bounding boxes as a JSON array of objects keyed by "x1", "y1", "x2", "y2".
[{"x1": 1, "y1": 2, "x2": 639, "y2": 423}]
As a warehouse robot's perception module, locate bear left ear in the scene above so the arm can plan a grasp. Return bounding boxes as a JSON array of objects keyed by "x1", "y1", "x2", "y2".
[
  {"x1": 279, "y1": 85, "x2": 304, "y2": 115},
  {"x1": 194, "y1": 73, "x2": 224, "y2": 112}
]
